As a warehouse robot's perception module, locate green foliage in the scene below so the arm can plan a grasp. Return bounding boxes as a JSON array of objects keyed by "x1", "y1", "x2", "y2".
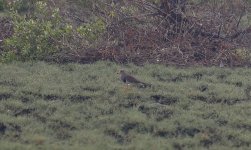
[
  {"x1": 77, "y1": 19, "x2": 105, "y2": 42},
  {"x1": 70, "y1": 0, "x2": 94, "y2": 8},
  {"x1": 5, "y1": 0, "x2": 38, "y2": 12},
  {"x1": 235, "y1": 48, "x2": 250, "y2": 61},
  {"x1": 2, "y1": 1, "x2": 72, "y2": 62},
  {"x1": 0, "y1": 0, "x2": 4, "y2": 11}
]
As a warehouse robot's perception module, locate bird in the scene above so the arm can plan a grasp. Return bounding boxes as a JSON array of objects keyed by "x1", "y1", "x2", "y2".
[{"x1": 119, "y1": 69, "x2": 150, "y2": 87}]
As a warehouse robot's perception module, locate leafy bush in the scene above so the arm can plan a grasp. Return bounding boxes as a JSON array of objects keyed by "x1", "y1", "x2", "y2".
[
  {"x1": 2, "y1": 0, "x2": 107, "y2": 63},
  {"x1": 4, "y1": 0, "x2": 38, "y2": 13},
  {"x1": 235, "y1": 48, "x2": 251, "y2": 63},
  {"x1": 77, "y1": 19, "x2": 105, "y2": 42},
  {"x1": 0, "y1": 0, "x2": 4, "y2": 11},
  {"x1": 2, "y1": 1, "x2": 72, "y2": 62}
]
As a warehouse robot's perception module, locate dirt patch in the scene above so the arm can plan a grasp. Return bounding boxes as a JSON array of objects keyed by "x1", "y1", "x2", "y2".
[
  {"x1": 48, "y1": 120, "x2": 76, "y2": 140},
  {"x1": 138, "y1": 105, "x2": 173, "y2": 121},
  {"x1": 80, "y1": 87, "x2": 99, "y2": 92},
  {"x1": 8, "y1": 123, "x2": 22, "y2": 133},
  {"x1": 190, "y1": 94, "x2": 246, "y2": 105},
  {"x1": 171, "y1": 75, "x2": 184, "y2": 82},
  {"x1": 155, "y1": 130, "x2": 175, "y2": 138},
  {"x1": 190, "y1": 95, "x2": 207, "y2": 101},
  {"x1": 126, "y1": 94, "x2": 141, "y2": 100},
  {"x1": 69, "y1": 95, "x2": 91, "y2": 102},
  {"x1": 119, "y1": 101, "x2": 137, "y2": 108},
  {"x1": 87, "y1": 75, "x2": 97, "y2": 80},
  {"x1": 193, "y1": 73, "x2": 203, "y2": 80},
  {"x1": 217, "y1": 74, "x2": 227, "y2": 80},
  {"x1": 151, "y1": 95, "x2": 178, "y2": 105},
  {"x1": 235, "y1": 82, "x2": 243, "y2": 87},
  {"x1": 121, "y1": 122, "x2": 139, "y2": 134},
  {"x1": 215, "y1": 118, "x2": 228, "y2": 126},
  {"x1": 155, "y1": 126, "x2": 200, "y2": 138},
  {"x1": 33, "y1": 113, "x2": 48, "y2": 123},
  {"x1": 0, "y1": 123, "x2": 21, "y2": 138},
  {"x1": 21, "y1": 91, "x2": 63, "y2": 101},
  {"x1": 49, "y1": 120, "x2": 76, "y2": 130},
  {"x1": 156, "y1": 109, "x2": 173, "y2": 121},
  {"x1": 0, "y1": 122, "x2": 7, "y2": 134},
  {"x1": 14, "y1": 108, "x2": 35, "y2": 117},
  {"x1": 172, "y1": 143, "x2": 186, "y2": 150},
  {"x1": 236, "y1": 124, "x2": 251, "y2": 132},
  {"x1": 138, "y1": 105, "x2": 154, "y2": 117},
  {"x1": 199, "y1": 128, "x2": 222, "y2": 148},
  {"x1": 175, "y1": 127, "x2": 200, "y2": 137},
  {"x1": 55, "y1": 128, "x2": 72, "y2": 140},
  {"x1": 227, "y1": 135, "x2": 250, "y2": 147},
  {"x1": 104, "y1": 129, "x2": 125, "y2": 144},
  {"x1": 121, "y1": 122, "x2": 152, "y2": 135},
  {"x1": 0, "y1": 93, "x2": 12, "y2": 100},
  {"x1": 43, "y1": 94, "x2": 61, "y2": 101},
  {"x1": 19, "y1": 96, "x2": 30, "y2": 103},
  {"x1": 152, "y1": 73, "x2": 169, "y2": 82},
  {"x1": 0, "y1": 80, "x2": 22, "y2": 87}
]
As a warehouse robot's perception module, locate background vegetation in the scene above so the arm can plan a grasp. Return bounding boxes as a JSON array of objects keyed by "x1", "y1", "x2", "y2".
[
  {"x1": 0, "y1": 61, "x2": 250, "y2": 149},
  {"x1": 0, "y1": 0, "x2": 251, "y2": 66}
]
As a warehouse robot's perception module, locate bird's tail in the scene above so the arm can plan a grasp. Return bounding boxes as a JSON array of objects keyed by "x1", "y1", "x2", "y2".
[{"x1": 139, "y1": 82, "x2": 151, "y2": 88}]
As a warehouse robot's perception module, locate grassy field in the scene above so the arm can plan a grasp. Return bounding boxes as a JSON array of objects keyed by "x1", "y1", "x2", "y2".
[{"x1": 0, "y1": 61, "x2": 250, "y2": 150}]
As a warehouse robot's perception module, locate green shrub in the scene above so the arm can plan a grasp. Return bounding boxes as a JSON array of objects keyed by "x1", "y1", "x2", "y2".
[
  {"x1": 2, "y1": 1, "x2": 72, "y2": 62},
  {"x1": 0, "y1": 0, "x2": 4, "y2": 11},
  {"x1": 5, "y1": 0, "x2": 38, "y2": 13},
  {"x1": 77, "y1": 19, "x2": 105, "y2": 42}
]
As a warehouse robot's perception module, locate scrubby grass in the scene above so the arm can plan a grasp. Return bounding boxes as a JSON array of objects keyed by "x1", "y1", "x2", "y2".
[{"x1": 0, "y1": 61, "x2": 250, "y2": 150}]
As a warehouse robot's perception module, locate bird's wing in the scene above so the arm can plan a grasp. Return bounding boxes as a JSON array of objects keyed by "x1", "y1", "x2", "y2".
[
  {"x1": 126, "y1": 75, "x2": 143, "y2": 83},
  {"x1": 120, "y1": 75, "x2": 126, "y2": 83}
]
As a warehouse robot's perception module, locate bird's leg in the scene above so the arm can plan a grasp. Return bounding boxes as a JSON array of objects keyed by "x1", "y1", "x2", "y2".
[
  {"x1": 122, "y1": 83, "x2": 132, "y2": 93},
  {"x1": 126, "y1": 83, "x2": 130, "y2": 91}
]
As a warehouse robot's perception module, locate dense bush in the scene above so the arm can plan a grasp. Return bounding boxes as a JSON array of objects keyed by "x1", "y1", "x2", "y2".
[
  {"x1": 77, "y1": 19, "x2": 105, "y2": 42},
  {"x1": 1, "y1": 0, "x2": 251, "y2": 65},
  {"x1": 1, "y1": 0, "x2": 107, "y2": 63},
  {"x1": 2, "y1": 1, "x2": 72, "y2": 62},
  {"x1": 0, "y1": 0, "x2": 4, "y2": 11}
]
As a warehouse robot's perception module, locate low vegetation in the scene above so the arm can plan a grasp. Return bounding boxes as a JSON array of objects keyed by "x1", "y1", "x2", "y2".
[
  {"x1": 0, "y1": 61, "x2": 250, "y2": 149},
  {"x1": 1, "y1": 0, "x2": 251, "y2": 65}
]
